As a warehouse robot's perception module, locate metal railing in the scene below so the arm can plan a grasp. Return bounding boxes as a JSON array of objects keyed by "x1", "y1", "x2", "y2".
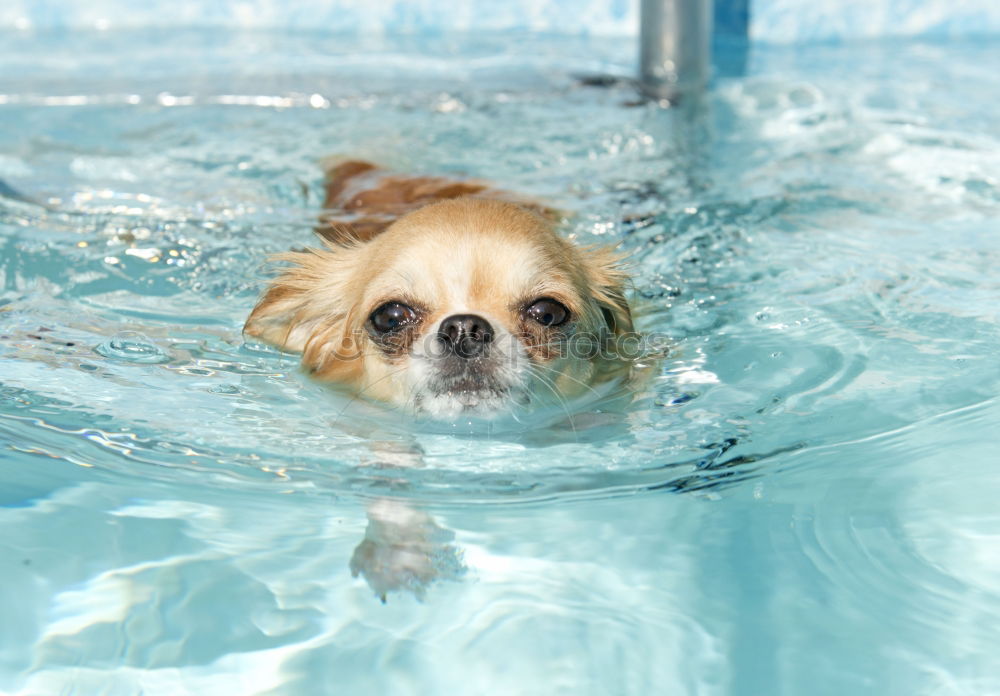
[{"x1": 639, "y1": 0, "x2": 713, "y2": 102}]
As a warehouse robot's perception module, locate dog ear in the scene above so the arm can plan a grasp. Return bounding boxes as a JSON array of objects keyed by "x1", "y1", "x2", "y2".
[
  {"x1": 243, "y1": 244, "x2": 360, "y2": 356},
  {"x1": 580, "y1": 245, "x2": 633, "y2": 335}
]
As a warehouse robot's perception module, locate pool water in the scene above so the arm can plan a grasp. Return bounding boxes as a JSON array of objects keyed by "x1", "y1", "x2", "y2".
[{"x1": 2, "y1": 29, "x2": 1000, "y2": 695}]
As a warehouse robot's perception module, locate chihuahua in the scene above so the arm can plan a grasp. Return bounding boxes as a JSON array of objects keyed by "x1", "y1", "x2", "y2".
[
  {"x1": 244, "y1": 160, "x2": 633, "y2": 420},
  {"x1": 243, "y1": 161, "x2": 640, "y2": 600}
]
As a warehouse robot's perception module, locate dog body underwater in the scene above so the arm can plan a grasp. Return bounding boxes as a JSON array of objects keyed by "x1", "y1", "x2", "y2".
[{"x1": 244, "y1": 161, "x2": 634, "y2": 419}]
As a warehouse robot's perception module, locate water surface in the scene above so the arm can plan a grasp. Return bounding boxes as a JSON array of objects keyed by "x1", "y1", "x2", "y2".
[{"x1": 2, "y1": 30, "x2": 1000, "y2": 695}]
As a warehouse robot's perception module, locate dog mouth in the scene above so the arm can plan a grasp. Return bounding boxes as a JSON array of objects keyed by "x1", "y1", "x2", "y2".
[
  {"x1": 432, "y1": 376, "x2": 508, "y2": 407},
  {"x1": 414, "y1": 364, "x2": 521, "y2": 417},
  {"x1": 437, "y1": 375, "x2": 496, "y2": 393}
]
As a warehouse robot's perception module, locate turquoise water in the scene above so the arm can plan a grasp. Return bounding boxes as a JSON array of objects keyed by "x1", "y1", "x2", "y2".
[{"x1": 2, "y1": 30, "x2": 1000, "y2": 694}]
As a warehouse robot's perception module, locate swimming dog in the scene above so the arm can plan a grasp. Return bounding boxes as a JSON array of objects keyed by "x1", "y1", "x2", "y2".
[{"x1": 244, "y1": 160, "x2": 633, "y2": 419}]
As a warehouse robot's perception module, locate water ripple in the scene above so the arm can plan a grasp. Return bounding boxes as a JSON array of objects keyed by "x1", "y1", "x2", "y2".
[{"x1": 94, "y1": 331, "x2": 171, "y2": 364}]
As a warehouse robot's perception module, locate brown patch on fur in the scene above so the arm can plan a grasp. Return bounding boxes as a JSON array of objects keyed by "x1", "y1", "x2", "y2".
[{"x1": 317, "y1": 159, "x2": 560, "y2": 245}]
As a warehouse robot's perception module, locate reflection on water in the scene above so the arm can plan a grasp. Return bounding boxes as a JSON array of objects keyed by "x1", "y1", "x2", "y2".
[{"x1": 2, "y1": 30, "x2": 1000, "y2": 696}]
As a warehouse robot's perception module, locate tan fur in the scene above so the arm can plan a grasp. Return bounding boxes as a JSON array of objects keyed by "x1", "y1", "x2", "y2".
[
  {"x1": 317, "y1": 159, "x2": 559, "y2": 245},
  {"x1": 245, "y1": 162, "x2": 633, "y2": 415}
]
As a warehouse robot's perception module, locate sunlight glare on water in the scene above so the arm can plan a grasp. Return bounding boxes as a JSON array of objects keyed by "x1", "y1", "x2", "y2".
[{"x1": 1, "y1": 30, "x2": 1000, "y2": 695}]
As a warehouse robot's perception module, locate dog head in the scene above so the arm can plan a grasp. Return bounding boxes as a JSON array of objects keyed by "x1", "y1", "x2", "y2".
[{"x1": 245, "y1": 199, "x2": 632, "y2": 419}]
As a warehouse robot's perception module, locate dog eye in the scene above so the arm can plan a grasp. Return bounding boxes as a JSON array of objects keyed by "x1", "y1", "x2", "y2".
[
  {"x1": 525, "y1": 298, "x2": 570, "y2": 327},
  {"x1": 369, "y1": 302, "x2": 419, "y2": 334}
]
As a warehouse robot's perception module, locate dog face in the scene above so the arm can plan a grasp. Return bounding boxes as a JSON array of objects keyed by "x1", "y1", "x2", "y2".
[{"x1": 245, "y1": 199, "x2": 631, "y2": 419}]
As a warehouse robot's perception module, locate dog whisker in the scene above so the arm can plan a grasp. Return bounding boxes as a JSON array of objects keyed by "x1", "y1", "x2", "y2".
[
  {"x1": 332, "y1": 361, "x2": 410, "y2": 423},
  {"x1": 529, "y1": 360, "x2": 604, "y2": 400},
  {"x1": 524, "y1": 364, "x2": 580, "y2": 439}
]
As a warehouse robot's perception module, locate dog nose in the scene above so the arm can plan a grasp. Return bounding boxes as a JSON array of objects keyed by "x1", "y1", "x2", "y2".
[{"x1": 437, "y1": 314, "x2": 494, "y2": 359}]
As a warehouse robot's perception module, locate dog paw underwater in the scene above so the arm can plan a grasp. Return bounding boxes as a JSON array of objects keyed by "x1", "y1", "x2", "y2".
[{"x1": 244, "y1": 160, "x2": 646, "y2": 422}]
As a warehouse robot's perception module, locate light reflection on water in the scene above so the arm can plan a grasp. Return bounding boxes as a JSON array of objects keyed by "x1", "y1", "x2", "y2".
[{"x1": 2, "y1": 30, "x2": 1000, "y2": 695}]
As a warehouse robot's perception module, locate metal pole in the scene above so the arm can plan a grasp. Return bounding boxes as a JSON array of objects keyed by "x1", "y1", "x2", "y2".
[{"x1": 639, "y1": 0, "x2": 713, "y2": 102}]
